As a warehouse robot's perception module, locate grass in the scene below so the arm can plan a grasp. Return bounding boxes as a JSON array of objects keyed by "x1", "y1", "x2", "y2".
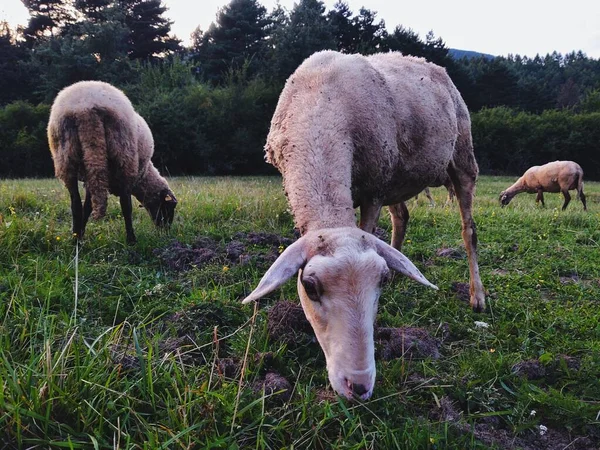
[{"x1": 0, "y1": 175, "x2": 599, "y2": 449}]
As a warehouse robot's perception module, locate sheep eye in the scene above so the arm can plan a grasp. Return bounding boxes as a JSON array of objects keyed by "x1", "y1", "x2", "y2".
[{"x1": 302, "y1": 277, "x2": 321, "y2": 302}]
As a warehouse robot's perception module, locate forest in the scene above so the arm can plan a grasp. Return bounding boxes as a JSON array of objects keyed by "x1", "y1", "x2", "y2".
[{"x1": 1, "y1": 0, "x2": 600, "y2": 178}]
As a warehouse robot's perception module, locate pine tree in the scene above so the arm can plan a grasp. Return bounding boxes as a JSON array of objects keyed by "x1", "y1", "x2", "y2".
[
  {"x1": 193, "y1": 0, "x2": 269, "y2": 83},
  {"x1": 268, "y1": 0, "x2": 335, "y2": 82},
  {"x1": 119, "y1": 0, "x2": 181, "y2": 60},
  {"x1": 21, "y1": 0, "x2": 75, "y2": 45}
]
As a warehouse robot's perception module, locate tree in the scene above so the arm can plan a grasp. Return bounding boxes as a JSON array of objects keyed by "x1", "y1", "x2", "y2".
[
  {"x1": 193, "y1": 0, "x2": 269, "y2": 83},
  {"x1": 268, "y1": 0, "x2": 335, "y2": 82},
  {"x1": 385, "y1": 26, "x2": 425, "y2": 57},
  {"x1": 0, "y1": 22, "x2": 35, "y2": 104},
  {"x1": 21, "y1": 0, "x2": 75, "y2": 45},
  {"x1": 119, "y1": 0, "x2": 181, "y2": 60}
]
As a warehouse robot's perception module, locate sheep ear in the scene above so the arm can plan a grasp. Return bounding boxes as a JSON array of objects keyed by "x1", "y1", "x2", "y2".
[
  {"x1": 373, "y1": 238, "x2": 438, "y2": 290},
  {"x1": 242, "y1": 236, "x2": 309, "y2": 304},
  {"x1": 164, "y1": 192, "x2": 177, "y2": 203}
]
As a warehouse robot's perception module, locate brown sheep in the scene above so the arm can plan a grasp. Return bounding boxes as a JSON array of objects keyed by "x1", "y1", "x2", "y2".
[
  {"x1": 499, "y1": 160, "x2": 586, "y2": 211},
  {"x1": 241, "y1": 50, "x2": 484, "y2": 400},
  {"x1": 48, "y1": 81, "x2": 177, "y2": 244}
]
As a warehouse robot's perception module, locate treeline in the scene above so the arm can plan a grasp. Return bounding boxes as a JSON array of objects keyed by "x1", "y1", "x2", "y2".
[{"x1": 1, "y1": 0, "x2": 600, "y2": 178}]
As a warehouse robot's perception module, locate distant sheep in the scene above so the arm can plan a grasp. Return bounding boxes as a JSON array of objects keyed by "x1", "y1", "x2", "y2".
[
  {"x1": 242, "y1": 51, "x2": 485, "y2": 400},
  {"x1": 416, "y1": 178, "x2": 456, "y2": 206},
  {"x1": 499, "y1": 160, "x2": 586, "y2": 211},
  {"x1": 48, "y1": 80, "x2": 177, "y2": 244}
]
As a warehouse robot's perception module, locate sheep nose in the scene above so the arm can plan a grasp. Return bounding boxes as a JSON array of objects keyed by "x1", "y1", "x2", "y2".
[{"x1": 351, "y1": 383, "x2": 368, "y2": 396}]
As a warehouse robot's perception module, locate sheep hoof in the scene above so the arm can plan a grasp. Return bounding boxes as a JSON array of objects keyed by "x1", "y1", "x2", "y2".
[
  {"x1": 470, "y1": 296, "x2": 486, "y2": 313},
  {"x1": 126, "y1": 235, "x2": 137, "y2": 245}
]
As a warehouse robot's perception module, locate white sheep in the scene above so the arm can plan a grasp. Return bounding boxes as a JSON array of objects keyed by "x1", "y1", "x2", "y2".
[
  {"x1": 499, "y1": 160, "x2": 587, "y2": 210},
  {"x1": 242, "y1": 50, "x2": 485, "y2": 400},
  {"x1": 48, "y1": 81, "x2": 177, "y2": 244}
]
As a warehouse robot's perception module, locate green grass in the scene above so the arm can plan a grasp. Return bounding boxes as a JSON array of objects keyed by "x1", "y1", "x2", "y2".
[{"x1": 1, "y1": 175, "x2": 599, "y2": 449}]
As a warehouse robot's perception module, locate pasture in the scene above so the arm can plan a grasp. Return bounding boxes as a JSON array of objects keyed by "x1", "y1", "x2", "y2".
[{"x1": 0, "y1": 176, "x2": 599, "y2": 449}]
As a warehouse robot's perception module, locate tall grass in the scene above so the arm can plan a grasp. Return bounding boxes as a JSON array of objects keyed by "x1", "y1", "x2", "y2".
[{"x1": 1, "y1": 176, "x2": 599, "y2": 448}]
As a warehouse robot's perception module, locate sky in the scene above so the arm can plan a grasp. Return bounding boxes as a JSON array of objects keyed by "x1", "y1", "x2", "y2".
[{"x1": 2, "y1": 0, "x2": 600, "y2": 59}]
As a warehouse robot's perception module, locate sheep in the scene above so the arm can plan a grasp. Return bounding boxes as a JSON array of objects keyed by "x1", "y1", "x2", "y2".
[
  {"x1": 499, "y1": 161, "x2": 586, "y2": 211},
  {"x1": 48, "y1": 80, "x2": 177, "y2": 244},
  {"x1": 415, "y1": 178, "x2": 456, "y2": 206},
  {"x1": 242, "y1": 50, "x2": 485, "y2": 400}
]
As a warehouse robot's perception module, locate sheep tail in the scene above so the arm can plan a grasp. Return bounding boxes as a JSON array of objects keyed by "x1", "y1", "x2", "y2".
[
  {"x1": 78, "y1": 111, "x2": 109, "y2": 220},
  {"x1": 576, "y1": 172, "x2": 584, "y2": 200}
]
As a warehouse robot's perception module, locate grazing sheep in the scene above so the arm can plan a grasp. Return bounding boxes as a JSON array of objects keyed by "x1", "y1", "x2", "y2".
[
  {"x1": 416, "y1": 178, "x2": 456, "y2": 206},
  {"x1": 242, "y1": 51, "x2": 485, "y2": 400},
  {"x1": 48, "y1": 81, "x2": 177, "y2": 244},
  {"x1": 499, "y1": 160, "x2": 586, "y2": 211}
]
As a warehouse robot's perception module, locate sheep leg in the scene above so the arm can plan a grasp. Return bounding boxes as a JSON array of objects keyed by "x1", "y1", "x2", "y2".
[
  {"x1": 81, "y1": 188, "x2": 93, "y2": 237},
  {"x1": 447, "y1": 167, "x2": 485, "y2": 312},
  {"x1": 579, "y1": 190, "x2": 587, "y2": 211},
  {"x1": 388, "y1": 202, "x2": 409, "y2": 250},
  {"x1": 359, "y1": 203, "x2": 382, "y2": 235},
  {"x1": 119, "y1": 192, "x2": 137, "y2": 244},
  {"x1": 536, "y1": 189, "x2": 545, "y2": 206},
  {"x1": 66, "y1": 177, "x2": 83, "y2": 239},
  {"x1": 561, "y1": 190, "x2": 571, "y2": 211},
  {"x1": 424, "y1": 188, "x2": 435, "y2": 207}
]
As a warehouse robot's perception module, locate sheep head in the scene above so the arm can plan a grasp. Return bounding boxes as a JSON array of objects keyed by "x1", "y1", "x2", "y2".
[
  {"x1": 143, "y1": 188, "x2": 178, "y2": 227},
  {"x1": 242, "y1": 227, "x2": 437, "y2": 400},
  {"x1": 498, "y1": 190, "x2": 515, "y2": 207}
]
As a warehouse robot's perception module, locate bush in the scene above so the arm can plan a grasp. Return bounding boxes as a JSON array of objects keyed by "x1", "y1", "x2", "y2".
[
  {"x1": 472, "y1": 107, "x2": 600, "y2": 179},
  {"x1": 0, "y1": 101, "x2": 52, "y2": 178}
]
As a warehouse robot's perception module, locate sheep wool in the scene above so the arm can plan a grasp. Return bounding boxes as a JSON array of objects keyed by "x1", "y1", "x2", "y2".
[{"x1": 48, "y1": 80, "x2": 177, "y2": 243}]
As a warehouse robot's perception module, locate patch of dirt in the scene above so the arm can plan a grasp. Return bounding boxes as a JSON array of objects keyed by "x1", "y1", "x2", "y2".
[
  {"x1": 436, "y1": 247, "x2": 466, "y2": 259},
  {"x1": 512, "y1": 359, "x2": 546, "y2": 379},
  {"x1": 375, "y1": 327, "x2": 440, "y2": 360},
  {"x1": 254, "y1": 352, "x2": 276, "y2": 371},
  {"x1": 267, "y1": 301, "x2": 314, "y2": 344},
  {"x1": 162, "y1": 303, "x2": 245, "y2": 337},
  {"x1": 154, "y1": 232, "x2": 296, "y2": 272},
  {"x1": 154, "y1": 237, "x2": 219, "y2": 271},
  {"x1": 216, "y1": 358, "x2": 240, "y2": 379},
  {"x1": 557, "y1": 354, "x2": 580, "y2": 371},
  {"x1": 450, "y1": 281, "x2": 470, "y2": 303},
  {"x1": 235, "y1": 231, "x2": 294, "y2": 247},
  {"x1": 252, "y1": 372, "x2": 293, "y2": 404},
  {"x1": 432, "y1": 396, "x2": 599, "y2": 450},
  {"x1": 315, "y1": 388, "x2": 337, "y2": 403},
  {"x1": 559, "y1": 273, "x2": 581, "y2": 285}
]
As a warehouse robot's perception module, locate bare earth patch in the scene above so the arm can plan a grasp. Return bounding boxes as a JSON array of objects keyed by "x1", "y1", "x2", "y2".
[
  {"x1": 450, "y1": 281, "x2": 471, "y2": 303},
  {"x1": 375, "y1": 327, "x2": 440, "y2": 360},
  {"x1": 154, "y1": 232, "x2": 295, "y2": 271},
  {"x1": 267, "y1": 301, "x2": 314, "y2": 345},
  {"x1": 252, "y1": 372, "x2": 293, "y2": 404},
  {"x1": 433, "y1": 396, "x2": 599, "y2": 450}
]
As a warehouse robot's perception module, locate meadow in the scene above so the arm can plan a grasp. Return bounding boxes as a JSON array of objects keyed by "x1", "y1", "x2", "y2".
[{"x1": 0, "y1": 175, "x2": 599, "y2": 449}]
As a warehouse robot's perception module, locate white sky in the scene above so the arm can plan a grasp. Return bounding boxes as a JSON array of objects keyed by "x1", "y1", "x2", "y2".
[{"x1": 2, "y1": 0, "x2": 600, "y2": 58}]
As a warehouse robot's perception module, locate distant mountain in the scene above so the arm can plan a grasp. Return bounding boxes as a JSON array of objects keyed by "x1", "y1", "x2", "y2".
[{"x1": 449, "y1": 49, "x2": 495, "y2": 60}]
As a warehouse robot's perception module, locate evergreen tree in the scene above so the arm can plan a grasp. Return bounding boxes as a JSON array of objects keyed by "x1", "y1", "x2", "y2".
[
  {"x1": 385, "y1": 26, "x2": 426, "y2": 57},
  {"x1": 119, "y1": 0, "x2": 181, "y2": 59},
  {"x1": 351, "y1": 7, "x2": 387, "y2": 54},
  {"x1": 268, "y1": 0, "x2": 335, "y2": 82},
  {"x1": 21, "y1": 0, "x2": 75, "y2": 45},
  {"x1": 328, "y1": 1, "x2": 354, "y2": 53},
  {"x1": 0, "y1": 22, "x2": 34, "y2": 104},
  {"x1": 193, "y1": 0, "x2": 269, "y2": 83}
]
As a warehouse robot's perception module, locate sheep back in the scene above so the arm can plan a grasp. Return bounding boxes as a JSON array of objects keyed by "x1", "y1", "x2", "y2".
[{"x1": 265, "y1": 50, "x2": 472, "y2": 232}]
